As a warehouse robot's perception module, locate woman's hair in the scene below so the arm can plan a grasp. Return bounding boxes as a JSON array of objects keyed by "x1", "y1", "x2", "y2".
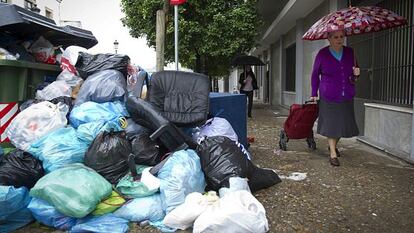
[{"x1": 327, "y1": 29, "x2": 346, "y2": 38}]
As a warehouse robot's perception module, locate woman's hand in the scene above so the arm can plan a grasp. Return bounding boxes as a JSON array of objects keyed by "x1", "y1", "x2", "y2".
[{"x1": 353, "y1": 66, "x2": 360, "y2": 76}]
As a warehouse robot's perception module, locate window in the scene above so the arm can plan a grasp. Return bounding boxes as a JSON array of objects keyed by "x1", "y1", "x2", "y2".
[
  {"x1": 285, "y1": 44, "x2": 296, "y2": 92},
  {"x1": 45, "y1": 7, "x2": 53, "y2": 19},
  {"x1": 0, "y1": 0, "x2": 9, "y2": 3},
  {"x1": 24, "y1": 0, "x2": 36, "y2": 9},
  {"x1": 348, "y1": 0, "x2": 413, "y2": 106}
]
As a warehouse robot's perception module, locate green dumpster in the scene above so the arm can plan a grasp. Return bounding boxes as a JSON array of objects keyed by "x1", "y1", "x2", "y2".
[{"x1": 0, "y1": 59, "x2": 60, "y2": 146}]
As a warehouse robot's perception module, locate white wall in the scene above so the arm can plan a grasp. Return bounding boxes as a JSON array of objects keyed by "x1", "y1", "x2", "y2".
[{"x1": 10, "y1": 0, "x2": 60, "y2": 23}]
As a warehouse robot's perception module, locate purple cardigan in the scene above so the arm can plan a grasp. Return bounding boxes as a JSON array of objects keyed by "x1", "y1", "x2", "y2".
[{"x1": 311, "y1": 46, "x2": 357, "y2": 102}]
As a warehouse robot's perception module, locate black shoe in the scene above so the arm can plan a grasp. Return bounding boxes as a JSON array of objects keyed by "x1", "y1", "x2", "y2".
[
  {"x1": 328, "y1": 147, "x2": 341, "y2": 157},
  {"x1": 329, "y1": 157, "x2": 340, "y2": 166}
]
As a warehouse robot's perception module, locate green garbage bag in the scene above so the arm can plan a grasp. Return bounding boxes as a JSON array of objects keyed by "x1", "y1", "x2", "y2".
[
  {"x1": 30, "y1": 163, "x2": 112, "y2": 218},
  {"x1": 92, "y1": 191, "x2": 126, "y2": 216},
  {"x1": 116, "y1": 165, "x2": 157, "y2": 198}
]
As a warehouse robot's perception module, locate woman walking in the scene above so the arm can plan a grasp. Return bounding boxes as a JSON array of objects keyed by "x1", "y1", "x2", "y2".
[{"x1": 310, "y1": 30, "x2": 360, "y2": 166}]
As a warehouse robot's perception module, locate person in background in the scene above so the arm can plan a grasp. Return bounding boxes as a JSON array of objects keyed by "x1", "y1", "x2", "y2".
[
  {"x1": 239, "y1": 66, "x2": 258, "y2": 118},
  {"x1": 310, "y1": 30, "x2": 360, "y2": 166}
]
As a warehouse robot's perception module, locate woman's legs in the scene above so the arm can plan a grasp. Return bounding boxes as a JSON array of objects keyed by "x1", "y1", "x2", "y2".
[
  {"x1": 246, "y1": 91, "x2": 253, "y2": 117},
  {"x1": 328, "y1": 138, "x2": 338, "y2": 158},
  {"x1": 328, "y1": 137, "x2": 340, "y2": 166}
]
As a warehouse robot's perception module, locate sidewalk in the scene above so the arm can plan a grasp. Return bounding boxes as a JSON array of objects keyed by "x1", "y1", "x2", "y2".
[{"x1": 248, "y1": 102, "x2": 414, "y2": 233}]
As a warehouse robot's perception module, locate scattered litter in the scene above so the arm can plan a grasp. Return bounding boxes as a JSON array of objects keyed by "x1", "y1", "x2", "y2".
[
  {"x1": 279, "y1": 172, "x2": 307, "y2": 181},
  {"x1": 372, "y1": 213, "x2": 377, "y2": 216}
]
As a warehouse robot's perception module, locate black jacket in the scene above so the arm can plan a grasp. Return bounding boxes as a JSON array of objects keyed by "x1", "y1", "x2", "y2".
[{"x1": 239, "y1": 71, "x2": 258, "y2": 91}]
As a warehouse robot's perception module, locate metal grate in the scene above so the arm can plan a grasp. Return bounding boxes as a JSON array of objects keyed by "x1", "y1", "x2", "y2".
[{"x1": 348, "y1": 0, "x2": 413, "y2": 106}]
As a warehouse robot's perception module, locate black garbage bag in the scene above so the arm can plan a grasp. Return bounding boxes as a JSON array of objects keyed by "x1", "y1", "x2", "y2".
[
  {"x1": 196, "y1": 136, "x2": 281, "y2": 192},
  {"x1": 84, "y1": 131, "x2": 132, "y2": 184},
  {"x1": 0, "y1": 149, "x2": 44, "y2": 188},
  {"x1": 75, "y1": 52, "x2": 130, "y2": 78},
  {"x1": 75, "y1": 70, "x2": 127, "y2": 106},
  {"x1": 50, "y1": 96, "x2": 74, "y2": 120},
  {"x1": 131, "y1": 132, "x2": 166, "y2": 166}
]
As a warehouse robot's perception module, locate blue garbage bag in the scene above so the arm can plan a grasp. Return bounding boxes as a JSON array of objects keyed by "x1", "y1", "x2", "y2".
[
  {"x1": 27, "y1": 127, "x2": 88, "y2": 173},
  {"x1": 77, "y1": 120, "x2": 123, "y2": 145},
  {"x1": 157, "y1": 149, "x2": 206, "y2": 213},
  {"x1": 0, "y1": 186, "x2": 34, "y2": 233},
  {"x1": 69, "y1": 101, "x2": 129, "y2": 128},
  {"x1": 70, "y1": 214, "x2": 129, "y2": 233},
  {"x1": 27, "y1": 198, "x2": 76, "y2": 230},
  {"x1": 113, "y1": 194, "x2": 165, "y2": 223}
]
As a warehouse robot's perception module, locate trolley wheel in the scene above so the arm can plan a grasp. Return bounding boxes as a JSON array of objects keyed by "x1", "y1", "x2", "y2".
[
  {"x1": 279, "y1": 129, "x2": 288, "y2": 151},
  {"x1": 306, "y1": 136, "x2": 317, "y2": 150}
]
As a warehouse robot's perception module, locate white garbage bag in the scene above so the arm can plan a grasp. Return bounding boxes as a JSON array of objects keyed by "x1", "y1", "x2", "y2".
[
  {"x1": 56, "y1": 70, "x2": 83, "y2": 87},
  {"x1": 35, "y1": 80, "x2": 72, "y2": 101},
  {"x1": 194, "y1": 117, "x2": 238, "y2": 143},
  {"x1": 193, "y1": 190, "x2": 269, "y2": 233},
  {"x1": 163, "y1": 192, "x2": 219, "y2": 230},
  {"x1": 5, "y1": 101, "x2": 68, "y2": 150}
]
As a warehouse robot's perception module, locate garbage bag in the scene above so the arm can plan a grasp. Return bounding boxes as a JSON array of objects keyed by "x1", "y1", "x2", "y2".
[
  {"x1": 113, "y1": 194, "x2": 165, "y2": 223},
  {"x1": 196, "y1": 136, "x2": 281, "y2": 192},
  {"x1": 84, "y1": 131, "x2": 131, "y2": 184},
  {"x1": 70, "y1": 214, "x2": 129, "y2": 233},
  {"x1": 196, "y1": 136, "x2": 254, "y2": 191},
  {"x1": 6, "y1": 101, "x2": 68, "y2": 150},
  {"x1": 116, "y1": 166, "x2": 158, "y2": 198},
  {"x1": 163, "y1": 192, "x2": 219, "y2": 230},
  {"x1": 124, "y1": 118, "x2": 147, "y2": 140},
  {"x1": 75, "y1": 52, "x2": 130, "y2": 78},
  {"x1": 49, "y1": 96, "x2": 74, "y2": 115},
  {"x1": 77, "y1": 120, "x2": 123, "y2": 145},
  {"x1": 0, "y1": 149, "x2": 44, "y2": 188},
  {"x1": 35, "y1": 80, "x2": 72, "y2": 101},
  {"x1": 131, "y1": 132, "x2": 164, "y2": 166},
  {"x1": 193, "y1": 117, "x2": 238, "y2": 143},
  {"x1": 218, "y1": 177, "x2": 251, "y2": 197},
  {"x1": 19, "y1": 99, "x2": 41, "y2": 111},
  {"x1": 29, "y1": 36, "x2": 54, "y2": 63},
  {"x1": 75, "y1": 70, "x2": 127, "y2": 106},
  {"x1": 92, "y1": 191, "x2": 125, "y2": 216},
  {"x1": 56, "y1": 70, "x2": 84, "y2": 87},
  {"x1": 0, "y1": 186, "x2": 34, "y2": 233},
  {"x1": 27, "y1": 198, "x2": 76, "y2": 230},
  {"x1": 28, "y1": 127, "x2": 88, "y2": 173},
  {"x1": 69, "y1": 101, "x2": 129, "y2": 128},
  {"x1": 157, "y1": 149, "x2": 205, "y2": 213},
  {"x1": 193, "y1": 190, "x2": 269, "y2": 233},
  {"x1": 30, "y1": 163, "x2": 112, "y2": 218}
]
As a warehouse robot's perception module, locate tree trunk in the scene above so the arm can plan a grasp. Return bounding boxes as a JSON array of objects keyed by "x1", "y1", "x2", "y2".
[{"x1": 155, "y1": 10, "x2": 165, "y2": 71}]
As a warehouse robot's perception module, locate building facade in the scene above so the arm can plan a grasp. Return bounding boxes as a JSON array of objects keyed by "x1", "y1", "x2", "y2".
[{"x1": 251, "y1": 0, "x2": 413, "y2": 162}]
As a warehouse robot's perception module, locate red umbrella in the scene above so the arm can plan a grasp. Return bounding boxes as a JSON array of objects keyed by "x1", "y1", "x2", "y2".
[{"x1": 302, "y1": 6, "x2": 408, "y2": 40}]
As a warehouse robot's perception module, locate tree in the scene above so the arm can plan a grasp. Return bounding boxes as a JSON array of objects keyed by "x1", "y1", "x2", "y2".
[{"x1": 121, "y1": 0, "x2": 261, "y2": 76}]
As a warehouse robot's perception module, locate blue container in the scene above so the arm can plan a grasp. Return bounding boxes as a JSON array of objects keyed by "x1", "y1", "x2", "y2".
[{"x1": 209, "y1": 93, "x2": 247, "y2": 147}]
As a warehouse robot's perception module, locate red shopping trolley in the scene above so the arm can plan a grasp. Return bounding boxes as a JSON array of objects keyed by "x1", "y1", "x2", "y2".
[{"x1": 279, "y1": 101, "x2": 318, "y2": 151}]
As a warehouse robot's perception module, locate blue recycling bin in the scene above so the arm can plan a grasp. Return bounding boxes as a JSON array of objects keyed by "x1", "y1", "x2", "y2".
[{"x1": 209, "y1": 92, "x2": 247, "y2": 147}]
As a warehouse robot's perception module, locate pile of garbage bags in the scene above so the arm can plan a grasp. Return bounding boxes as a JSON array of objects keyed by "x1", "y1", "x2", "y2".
[{"x1": 0, "y1": 46, "x2": 281, "y2": 233}]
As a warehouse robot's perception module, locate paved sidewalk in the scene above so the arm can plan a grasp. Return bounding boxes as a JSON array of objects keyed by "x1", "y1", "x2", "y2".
[{"x1": 248, "y1": 102, "x2": 414, "y2": 233}]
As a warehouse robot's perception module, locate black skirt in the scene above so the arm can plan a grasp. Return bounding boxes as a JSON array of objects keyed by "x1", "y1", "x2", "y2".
[{"x1": 317, "y1": 99, "x2": 359, "y2": 138}]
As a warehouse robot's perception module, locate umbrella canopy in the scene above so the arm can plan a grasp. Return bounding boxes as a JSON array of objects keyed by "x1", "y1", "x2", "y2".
[
  {"x1": 302, "y1": 6, "x2": 407, "y2": 40},
  {"x1": 231, "y1": 55, "x2": 265, "y2": 66},
  {"x1": 0, "y1": 3, "x2": 98, "y2": 48}
]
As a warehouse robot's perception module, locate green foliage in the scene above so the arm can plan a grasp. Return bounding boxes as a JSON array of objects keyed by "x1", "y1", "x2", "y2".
[{"x1": 121, "y1": 0, "x2": 261, "y2": 76}]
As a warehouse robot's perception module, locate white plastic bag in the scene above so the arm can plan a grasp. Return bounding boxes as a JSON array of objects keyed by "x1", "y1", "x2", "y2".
[
  {"x1": 62, "y1": 46, "x2": 87, "y2": 66},
  {"x1": 35, "y1": 80, "x2": 72, "y2": 100},
  {"x1": 163, "y1": 192, "x2": 219, "y2": 230},
  {"x1": 29, "y1": 36, "x2": 54, "y2": 63},
  {"x1": 5, "y1": 101, "x2": 68, "y2": 150},
  {"x1": 56, "y1": 70, "x2": 83, "y2": 87},
  {"x1": 194, "y1": 117, "x2": 238, "y2": 143},
  {"x1": 193, "y1": 190, "x2": 269, "y2": 233},
  {"x1": 218, "y1": 177, "x2": 251, "y2": 197}
]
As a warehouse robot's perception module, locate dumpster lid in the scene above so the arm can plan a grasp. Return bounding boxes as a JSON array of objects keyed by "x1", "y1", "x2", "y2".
[{"x1": 0, "y1": 3, "x2": 98, "y2": 49}]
